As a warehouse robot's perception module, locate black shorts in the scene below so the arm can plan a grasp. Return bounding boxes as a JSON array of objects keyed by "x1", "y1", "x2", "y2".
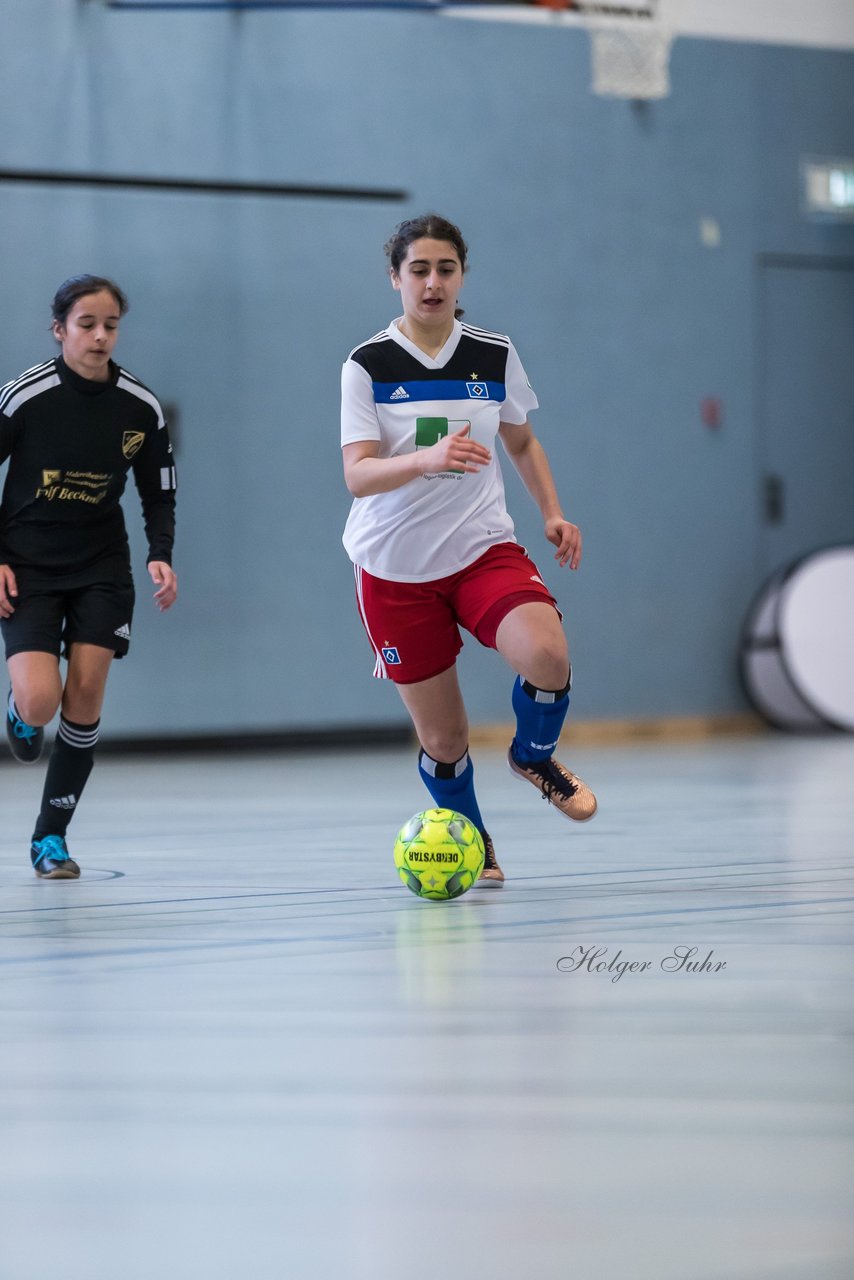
[{"x1": 1, "y1": 576, "x2": 136, "y2": 661}]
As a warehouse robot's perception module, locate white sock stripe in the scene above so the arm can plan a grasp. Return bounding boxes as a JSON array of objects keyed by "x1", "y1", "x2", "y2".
[
  {"x1": 58, "y1": 719, "x2": 100, "y2": 748},
  {"x1": 420, "y1": 750, "x2": 470, "y2": 779},
  {"x1": 420, "y1": 752, "x2": 439, "y2": 778},
  {"x1": 521, "y1": 675, "x2": 572, "y2": 703},
  {"x1": 522, "y1": 679, "x2": 558, "y2": 704}
]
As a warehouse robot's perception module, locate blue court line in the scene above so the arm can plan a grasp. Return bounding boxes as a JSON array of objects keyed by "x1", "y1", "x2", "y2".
[
  {"x1": 2, "y1": 895, "x2": 852, "y2": 968},
  {"x1": 2, "y1": 873, "x2": 849, "y2": 921},
  {"x1": 0, "y1": 885, "x2": 401, "y2": 915},
  {"x1": 2, "y1": 856, "x2": 844, "y2": 916},
  {"x1": 5, "y1": 874, "x2": 849, "y2": 930},
  {"x1": 0, "y1": 931, "x2": 388, "y2": 966},
  {"x1": 461, "y1": 895, "x2": 854, "y2": 927}
]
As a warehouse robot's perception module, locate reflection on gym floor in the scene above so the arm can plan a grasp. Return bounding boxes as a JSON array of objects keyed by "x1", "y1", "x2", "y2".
[{"x1": 1, "y1": 734, "x2": 853, "y2": 1280}]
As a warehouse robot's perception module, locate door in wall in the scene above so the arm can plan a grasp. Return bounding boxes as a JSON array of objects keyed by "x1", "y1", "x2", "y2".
[{"x1": 757, "y1": 258, "x2": 854, "y2": 577}]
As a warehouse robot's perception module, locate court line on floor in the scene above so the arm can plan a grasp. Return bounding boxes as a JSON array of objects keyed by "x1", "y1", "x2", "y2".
[
  {"x1": 1, "y1": 895, "x2": 852, "y2": 967},
  {"x1": 2, "y1": 857, "x2": 845, "y2": 915}
]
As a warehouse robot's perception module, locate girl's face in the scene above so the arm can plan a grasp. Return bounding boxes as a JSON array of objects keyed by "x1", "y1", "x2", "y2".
[
  {"x1": 391, "y1": 237, "x2": 464, "y2": 330},
  {"x1": 53, "y1": 290, "x2": 121, "y2": 381}
]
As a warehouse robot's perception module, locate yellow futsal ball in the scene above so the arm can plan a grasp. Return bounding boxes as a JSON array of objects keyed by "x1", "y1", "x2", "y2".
[{"x1": 393, "y1": 808, "x2": 485, "y2": 901}]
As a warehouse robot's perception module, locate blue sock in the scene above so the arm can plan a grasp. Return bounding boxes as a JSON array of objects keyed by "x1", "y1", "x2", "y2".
[
  {"x1": 510, "y1": 675, "x2": 570, "y2": 764},
  {"x1": 418, "y1": 748, "x2": 485, "y2": 833}
]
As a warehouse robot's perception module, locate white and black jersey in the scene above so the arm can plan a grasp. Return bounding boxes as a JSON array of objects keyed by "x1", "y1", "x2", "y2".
[
  {"x1": 341, "y1": 318, "x2": 538, "y2": 582},
  {"x1": 0, "y1": 356, "x2": 177, "y2": 584}
]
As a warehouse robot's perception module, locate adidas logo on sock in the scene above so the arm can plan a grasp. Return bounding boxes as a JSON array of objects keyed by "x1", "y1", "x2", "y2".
[
  {"x1": 390, "y1": 386, "x2": 409, "y2": 401},
  {"x1": 114, "y1": 623, "x2": 131, "y2": 639},
  {"x1": 49, "y1": 794, "x2": 78, "y2": 810}
]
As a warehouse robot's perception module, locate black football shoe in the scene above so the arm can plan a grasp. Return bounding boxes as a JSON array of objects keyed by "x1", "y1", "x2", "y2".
[
  {"x1": 6, "y1": 693, "x2": 44, "y2": 764},
  {"x1": 31, "y1": 835, "x2": 81, "y2": 880}
]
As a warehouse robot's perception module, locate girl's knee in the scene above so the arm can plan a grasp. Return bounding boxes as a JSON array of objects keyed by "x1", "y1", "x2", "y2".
[
  {"x1": 13, "y1": 688, "x2": 60, "y2": 727},
  {"x1": 8, "y1": 654, "x2": 64, "y2": 725},
  {"x1": 418, "y1": 726, "x2": 468, "y2": 764},
  {"x1": 524, "y1": 639, "x2": 570, "y2": 691},
  {"x1": 61, "y1": 684, "x2": 104, "y2": 723}
]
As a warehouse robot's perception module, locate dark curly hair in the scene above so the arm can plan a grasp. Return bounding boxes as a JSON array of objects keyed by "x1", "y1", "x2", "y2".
[
  {"x1": 384, "y1": 214, "x2": 468, "y2": 319},
  {"x1": 51, "y1": 274, "x2": 128, "y2": 327},
  {"x1": 384, "y1": 213, "x2": 468, "y2": 274}
]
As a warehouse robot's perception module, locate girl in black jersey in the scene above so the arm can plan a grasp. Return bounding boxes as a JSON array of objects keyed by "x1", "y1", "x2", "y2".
[
  {"x1": 0, "y1": 275, "x2": 177, "y2": 879},
  {"x1": 341, "y1": 215, "x2": 596, "y2": 883}
]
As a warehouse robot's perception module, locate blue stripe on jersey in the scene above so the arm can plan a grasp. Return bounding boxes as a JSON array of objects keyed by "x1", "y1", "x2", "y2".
[{"x1": 373, "y1": 379, "x2": 506, "y2": 404}]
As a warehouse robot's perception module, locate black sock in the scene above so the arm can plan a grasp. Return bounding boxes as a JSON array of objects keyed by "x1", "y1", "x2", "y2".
[{"x1": 33, "y1": 717, "x2": 100, "y2": 840}]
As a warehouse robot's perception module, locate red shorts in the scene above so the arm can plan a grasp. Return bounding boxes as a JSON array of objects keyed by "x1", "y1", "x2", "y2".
[{"x1": 353, "y1": 542, "x2": 560, "y2": 684}]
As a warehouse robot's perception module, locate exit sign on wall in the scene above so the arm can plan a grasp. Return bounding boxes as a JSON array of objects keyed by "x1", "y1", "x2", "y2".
[{"x1": 802, "y1": 157, "x2": 854, "y2": 218}]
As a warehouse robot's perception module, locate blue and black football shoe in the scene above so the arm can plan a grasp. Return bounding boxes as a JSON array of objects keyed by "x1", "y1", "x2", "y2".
[
  {"x1": 6, "y1": 692, "x2": 44, "y2": 764},
  {"x1": 31, "y1": 835, "x2": 81, "y2": 880}
]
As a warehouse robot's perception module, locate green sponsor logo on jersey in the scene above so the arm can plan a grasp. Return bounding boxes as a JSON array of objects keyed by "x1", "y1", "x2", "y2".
[
  {"x1": 415, "y1": 417, "x2": 471, "y2": 476},
  {"x1": 415, "y1": 416, "x2": 448, "y2": 448}
]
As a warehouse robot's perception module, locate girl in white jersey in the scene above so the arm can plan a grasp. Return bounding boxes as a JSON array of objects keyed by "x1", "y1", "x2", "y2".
[{"x1": 341, "y1": 214, "x2": 595, "y2": 882}]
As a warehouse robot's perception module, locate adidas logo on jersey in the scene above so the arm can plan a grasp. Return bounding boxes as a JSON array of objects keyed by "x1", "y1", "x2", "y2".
[
  {"x1": 114, "y1": 623, "x2": 131, "y2": 639},
  {"x1": 390, "y1": 386, "x2": 410, "y2": 401},
  {"x1": 49, "y1": 794, "x2": 78, "y2": 810}
]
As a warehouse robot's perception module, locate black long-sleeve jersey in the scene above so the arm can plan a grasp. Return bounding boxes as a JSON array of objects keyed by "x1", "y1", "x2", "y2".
[{"x1": 0, "y1": 356, "x2": 176, "y2": 584}]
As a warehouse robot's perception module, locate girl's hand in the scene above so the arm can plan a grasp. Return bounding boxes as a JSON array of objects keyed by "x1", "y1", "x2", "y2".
[
  {"x1": 148, "y1": 561, "x2": 178, "y2": 611},
  {"x1": 0, "y1": 564, "x2": 17, "y2": 619},
  {"x1": 420, "y1": 424, "x2": 491, "y2": 475},
  {"x1": 545, "y1": 518, "x2": 582, "y2": 569}
]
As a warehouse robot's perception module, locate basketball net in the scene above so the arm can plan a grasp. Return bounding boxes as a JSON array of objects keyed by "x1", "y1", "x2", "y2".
[{"x1": 570, "y1": 1, "x2": 678, "y2": 100}]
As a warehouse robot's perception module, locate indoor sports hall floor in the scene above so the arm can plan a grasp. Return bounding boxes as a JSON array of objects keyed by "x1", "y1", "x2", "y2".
[{"x1": 1, "y1": 732, "x2": 853, "y2": 1280}]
